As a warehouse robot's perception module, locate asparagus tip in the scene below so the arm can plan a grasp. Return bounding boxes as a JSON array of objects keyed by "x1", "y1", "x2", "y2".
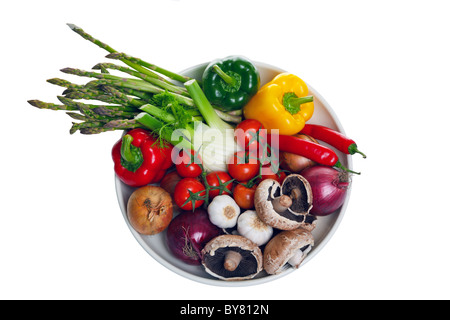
[
  {"x1": 66, "y1": 23, "x2": 79, "y2": 30},
  {"x1": 27, "y1": 100, "x2": 40, "y2": 108},
  {"x1": 60, "y1": 67, "x2": 73, "y2": 74},
  {"x1": 105, "y1": 52, "x2": 120, "y2": 59}
]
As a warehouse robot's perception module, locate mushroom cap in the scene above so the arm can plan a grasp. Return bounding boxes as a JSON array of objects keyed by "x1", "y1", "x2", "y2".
[
  {"x1": 254, "y1": 175, "x2": 316, "y2": 231},
  {"x1": 201, "y1": 234, "x2": 263, "y2": 281},
  {"x1": 263, "y1": 228, "x2": 314, "y2": 275}
]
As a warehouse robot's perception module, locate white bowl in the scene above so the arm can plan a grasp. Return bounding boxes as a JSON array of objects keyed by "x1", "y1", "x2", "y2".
[{"x1": 115, "y1": 61, "x2": 352, "y2": 287}]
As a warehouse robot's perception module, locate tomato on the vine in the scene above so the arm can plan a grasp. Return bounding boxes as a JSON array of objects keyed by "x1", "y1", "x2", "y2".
[
  {"x1": 234, "y1": 119, "x2": 266, "y2": 152},
  {"x1": 175, "y1": 149, "x2": 202, "y2": 178},
  {"x1": 227, "y1": 151, "x2": 260, "y2": 182},
  {"x1": 233, "y1": 182, "x2": 257, "y2": 209},
  {"x1": 205, "y1": 171, "x2": 234, "y2": 199},
  {"x1": 173, "y1": 178, "x2": 206, "y2": 211}
]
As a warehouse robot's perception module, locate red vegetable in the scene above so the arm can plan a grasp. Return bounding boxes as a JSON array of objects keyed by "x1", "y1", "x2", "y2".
[
  {"x1": 227, "y1": 151, "x2": 260, "y2": 182},
  {"x1": 175, "y1": 149, "x2": 202, "y2": 178},
  {"x1": 301, "y1": 124, "x2": 366, "y2": 158},
  {"x1": 112, "y1": 129, "x2": 173, "y2": 187},
  {"x1": 268, "y1": 133, "x2": 359, "y2": 174},
  {"x1": 173, "y1": 178, "x2": 206, "y2": 211},
  {"x1": 205, "y1": 171, "x2": 234, "y2": 199},
  {"x1": 301, "y1": 165, "x2": 350, "y2": 216},
  {"x1": 279, "y1": 133, "x2": 318, "y2": 173},
  {"x1": 234, "y1": 119, "x2": 266, "y2": 152},
  {"x1": 233, "y1": 182, "x2": 257, "y2": 210},
  {"x1": 260, "y1": 165, "x2": 287, "y2": 185},
  {"x1": 166, "y1": 208, "x2": 222, "y2": 265}
]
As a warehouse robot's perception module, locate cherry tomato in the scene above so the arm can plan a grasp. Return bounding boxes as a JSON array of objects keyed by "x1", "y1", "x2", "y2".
[
  {"x1": 205, "y1": 171, "x2": 234, "y2": 199},
  {"x1": 173, "y1": 178, "x2": 206, "y2": 211},
  {"x1": 227, "y1": 151, "x2": 260, "y2": 182},
  {"x1": 233, "y1": 182, "x2": 257, "y2": 210},
  {"x1": 175, "y1": 149, "x2": 202, "y2": 178},
  {"x1": 260, "y1": 165, "x2": 287, "y2": 185},
  {"x1": 234, "y1": 119, "x2": 267, "y2": 153}
]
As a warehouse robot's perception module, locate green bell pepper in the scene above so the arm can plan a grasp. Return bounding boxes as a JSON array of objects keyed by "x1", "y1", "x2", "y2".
[{"x1": 202, "y1": 56, "x2": 260, "y2": 111}]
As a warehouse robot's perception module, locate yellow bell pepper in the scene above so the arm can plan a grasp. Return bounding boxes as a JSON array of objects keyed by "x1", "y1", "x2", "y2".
[{"x1": 243, "y1": 73, "x2": 314, "y2": 135}]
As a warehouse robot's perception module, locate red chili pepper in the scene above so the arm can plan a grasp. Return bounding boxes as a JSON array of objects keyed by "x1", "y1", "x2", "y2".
[
  {"x1": 301, "y1": 124, "x2": 366, "y2": 158},
  {"x1": 112, "y1": 128, "x2": 173, "y2": 187},
  {"x1": 268, "y1": 134, "x2": 360, "y2": 174}
]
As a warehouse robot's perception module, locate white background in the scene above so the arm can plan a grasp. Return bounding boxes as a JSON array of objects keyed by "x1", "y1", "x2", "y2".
[{"x1": 1, "y1": 0, "x2": 449, "y2": 300}]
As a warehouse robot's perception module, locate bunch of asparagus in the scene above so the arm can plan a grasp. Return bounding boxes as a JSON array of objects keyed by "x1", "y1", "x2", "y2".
[{"x1": 28, "y1": 24, "x2": 241, "y2": 135}]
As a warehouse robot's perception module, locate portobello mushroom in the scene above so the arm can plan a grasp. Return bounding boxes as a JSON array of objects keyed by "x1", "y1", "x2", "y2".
[
  {"x1": 201, "y1": 235, "x2": 263, "y2": 281},
  {"x1": 254, "y1": 174, "x2": 316, "y2": 231}
]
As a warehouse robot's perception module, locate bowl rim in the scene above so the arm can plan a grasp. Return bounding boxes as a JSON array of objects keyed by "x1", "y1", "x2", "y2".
[{"x1": 115, "y1": 60, "x2": 352, "y2": 287}]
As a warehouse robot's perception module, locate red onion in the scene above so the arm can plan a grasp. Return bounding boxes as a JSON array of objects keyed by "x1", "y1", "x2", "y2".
[
  {"x1": 301, "y1": 165, "x2": 350, "y2": 216},
  {"x1": 166, "y1": 208, "x2": 222, "y2": 265}
]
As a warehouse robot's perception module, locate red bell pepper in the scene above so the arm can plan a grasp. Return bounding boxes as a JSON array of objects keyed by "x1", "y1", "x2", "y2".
[{"x1": 112, "y1": 128, "x2": 173, "y2": 187}]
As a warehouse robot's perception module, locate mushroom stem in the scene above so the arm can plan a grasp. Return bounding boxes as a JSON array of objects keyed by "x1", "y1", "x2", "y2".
[
  {"x1": 272, "y1": 195, "x2": 292, "y2": 213},
  {"x1": 287, "y1": 250, "x2": 304, "y2": 268},
  {"x1": 287, "y1": 245, "x2": 312, "y2": 268},
  {"x1": 290, "y1": 188, "x2": 301, "y2": 201},
  {"x1": 224, "y1": 250, "x2": 242, "y2": 272}
]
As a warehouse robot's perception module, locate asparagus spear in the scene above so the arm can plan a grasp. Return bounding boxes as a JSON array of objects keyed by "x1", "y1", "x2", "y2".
[
  {"x1": 106, "y1": 52, "x2": 192, "y2": 83},
  {"x1": 78, "y1": 119, "x2": 144, "y2": 135},
  {"x1": 83, "y1": 78, "x2": 195, "y2": 107},
  {"x1": 118, "y1": 87, "x2": 153, "y2": 102},
  {"x1": 67, "y1": 24, "x2": 191, "y2": 84},
  {"x1": 57, "y1": 96, "x2": 134, "y2": 120},
  {"x1": 30, "y1": 24, "x2": 239, "y2": 138},
  {"x1": 70, "y1": 121, "x2": 104, "y2": 134},
  {"x1": 66, "y1": 24, "x2": 157, "y2": 80},
  {"x1": 28, "y1": 99, "x2": 77, "y2": 111},
  {"x1": 47, "y1": 78, "x2": 85, "y2": 89},
  {"x1": 93, "y1": 63, "x2": 189, "y2": 96}
]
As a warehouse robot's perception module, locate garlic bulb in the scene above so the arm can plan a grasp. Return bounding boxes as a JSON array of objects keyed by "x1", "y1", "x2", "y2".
[
  {"x1": 237, "y1": 210, "x2": 273, "y2": 246},
  {"x1": 207, "y1": 195, "x2": 241, "y2": 228}
]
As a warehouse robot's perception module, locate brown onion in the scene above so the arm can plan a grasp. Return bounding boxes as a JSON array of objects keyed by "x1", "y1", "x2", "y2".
[
  {"x1": 279, "y1": 133, "x2": 318, "y2": 173},
  {"x1": 127, "y1": 185, "x2": 173, "y2": 235}
]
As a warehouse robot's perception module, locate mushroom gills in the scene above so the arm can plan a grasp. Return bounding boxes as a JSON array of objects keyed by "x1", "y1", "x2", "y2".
[
  {"x1": 281, "y1": 178, "x2": 310, "y2": 214},
  {"x1": 203, "y1": 247, "x2": 259, "y2": 279},
  {"x1": 268, "y1": 183, "x2": 316, "y2": 224}
]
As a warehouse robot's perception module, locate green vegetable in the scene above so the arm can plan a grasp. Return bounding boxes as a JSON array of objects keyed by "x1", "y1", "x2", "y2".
[
  {"x1": 202, "y1": 56, "x2": 260, "y2": 111},
  {"x1": 184, "y1": 80, "x2": 241, "y2": 172},
  {"x1": 28, "y1": 24, "x2": 243, "y2": 136}
]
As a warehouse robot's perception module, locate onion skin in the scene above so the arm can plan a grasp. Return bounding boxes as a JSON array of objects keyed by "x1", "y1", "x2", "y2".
[
  {"x1": 127, "y1": 185, "x2": 173, "y2": 235},
  {"x1": 300, "y1": 165, "x2": 350, "y2": 216},
  {"x1": 166, "y1": 208, "x2": 222, "y2": 265},
  {"x1": 279, "y1": 134, "x2": 318, "y2": 173}
]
